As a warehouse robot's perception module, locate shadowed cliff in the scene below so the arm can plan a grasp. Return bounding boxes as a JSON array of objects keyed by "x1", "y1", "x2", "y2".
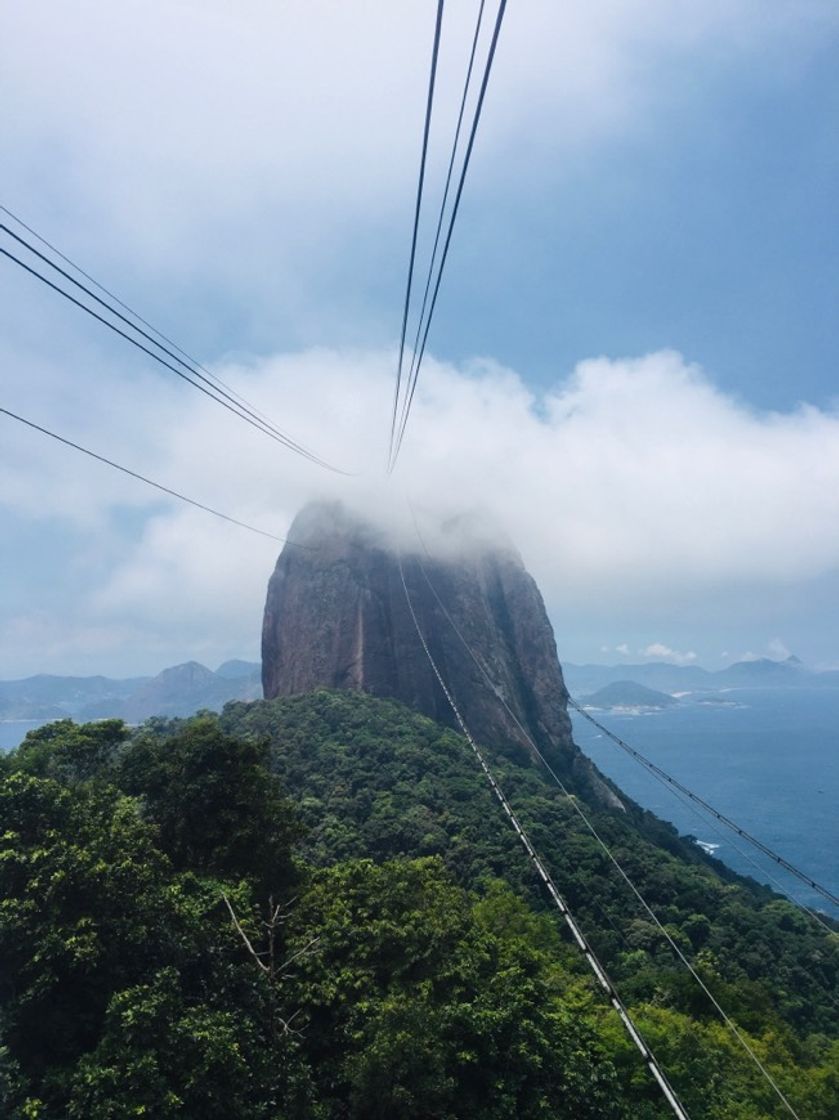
[{"x1": 262, "y1": 501, "x2": 621, "y2": 806}]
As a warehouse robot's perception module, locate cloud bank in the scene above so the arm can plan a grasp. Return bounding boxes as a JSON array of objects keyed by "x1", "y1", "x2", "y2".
[
  {"x1": 2, "y1": 0, "x2": 833, "y2": 321},
  {"x1": 3, "y1": 345, "x2": 839, "y2": 673}
]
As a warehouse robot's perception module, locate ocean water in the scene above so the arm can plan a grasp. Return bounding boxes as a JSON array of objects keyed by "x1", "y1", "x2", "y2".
[
  {"x1": 0, "y1": 721, "x2": 46, "y2": 750},
  {"x1": 571, "y1": 687, "x2": 839, "y2": 918}
]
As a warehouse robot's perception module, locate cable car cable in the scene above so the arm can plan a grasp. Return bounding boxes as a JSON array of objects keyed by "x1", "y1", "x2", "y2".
[
  {"x1": 388, "y1": 0, "x2": 445, "y2": 471},
  {"x1": 1, "y1": 405, "x2": 291, "y2": 544}
]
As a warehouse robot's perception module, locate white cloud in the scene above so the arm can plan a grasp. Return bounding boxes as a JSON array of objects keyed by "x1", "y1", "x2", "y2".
[
  {"x1": 615, "y1": 644, "x2": 631, "y2": 656},
  {"x1": 1, "y1": 0, "x2": 833, "y2": 299},
  {"x1": 736, "y1": 639, "x2": 794, "y2": 663},
  {"x1": 640, "y1": 643, "x2": 698, "y2": 666},
  {"x1": 4, "y1": 345, "x2": 839, "y2": 673}
]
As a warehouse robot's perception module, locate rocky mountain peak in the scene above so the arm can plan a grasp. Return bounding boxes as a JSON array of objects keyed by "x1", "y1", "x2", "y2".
[{"x1": 262, "y1": 501, "x2": 621, "y2": 806}]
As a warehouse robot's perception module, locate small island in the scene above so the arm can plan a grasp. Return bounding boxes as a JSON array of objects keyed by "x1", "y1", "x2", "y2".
[{"x1": 579, "y1": 680, "x2": 679, "y2": 711}]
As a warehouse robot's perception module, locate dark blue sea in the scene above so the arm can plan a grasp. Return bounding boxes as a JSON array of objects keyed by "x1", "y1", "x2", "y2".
[
  {"x1": 0, "y1": 721, "x2": 46, "y2": 750},
  {"x1": 571, "y1": 687, "x2": 839, "y2": 918}
]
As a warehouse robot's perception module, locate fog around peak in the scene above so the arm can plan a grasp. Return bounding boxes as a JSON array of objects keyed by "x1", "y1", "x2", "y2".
[{"x1": 4, "y1": 345, "x2": 839, "y2": 675}]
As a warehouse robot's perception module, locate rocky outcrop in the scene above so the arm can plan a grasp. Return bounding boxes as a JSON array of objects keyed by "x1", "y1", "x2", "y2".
[{"x1": 262, "y1": 502, "x2": 622, "y2": 807}]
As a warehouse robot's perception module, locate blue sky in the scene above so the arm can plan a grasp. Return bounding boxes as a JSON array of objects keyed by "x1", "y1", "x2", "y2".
[{"x1": 1, "y1": 0, "x2": 838, "y2": 677}]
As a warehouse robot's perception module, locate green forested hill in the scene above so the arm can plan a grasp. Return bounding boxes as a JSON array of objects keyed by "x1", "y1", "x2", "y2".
[
  {"x1": 1, "y1": 692, "x2": 837, "y2": 1118},
  {"x1": 220, "y1": 692, "x2": 838, "y2": 1033}
]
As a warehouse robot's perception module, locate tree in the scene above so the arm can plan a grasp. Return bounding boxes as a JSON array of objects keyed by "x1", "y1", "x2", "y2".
[
  {"x1": 0, "y1": 757, "x2": 309, "y2": 1117},
  {"x1": 0, "y1": 772, "x2": 182, "y2": 1109},
  {"x1": 118, "y1": 716, "x2": 301, "y2": 894},
  {"x1": 284, "y1": 857, "x2": 627, "y2": 1119},
  {"x1": 7, "y1": 719, "x2": 128, "y2": 784},
  {"x1": 67, "y1": 966, "x2": 314, "y2": 1120}
]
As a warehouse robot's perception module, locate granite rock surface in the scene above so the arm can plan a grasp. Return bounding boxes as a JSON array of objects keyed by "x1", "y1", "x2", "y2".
[{"x1": 262, "y1": 502, "x2": 621, "y2": 806}]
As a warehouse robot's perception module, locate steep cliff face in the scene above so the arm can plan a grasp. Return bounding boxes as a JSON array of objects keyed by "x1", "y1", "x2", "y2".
[{"x1": 262, "y1": 502, "x2": 620, "y2": 805}]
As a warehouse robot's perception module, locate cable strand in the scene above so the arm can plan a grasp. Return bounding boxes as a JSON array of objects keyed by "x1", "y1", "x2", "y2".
[
  {"x1": 569, "y1": 699, "x2": 839, "y2": 910},
  {"x1": 397, "y1": 553, "x2": 690, "y2": 1120},
  {"x1": 390, "y1": 0, "x2": 507, "y2": 471},
  {"x1": 402, "y1": 0, "x2": 487, "y2": 431},
  {"x1": 1, "y1": 405, "x2": 289, "y2": 543},
  {"x1": 0, "y1": 204, "x2": 286, "y2": 432},
  {"x1": 0, "y1": 233, "x2": 349, "y2": 475},
  {"x1": 388, "y1": 0, "x2": 445, "y2": 471},
  {"x1": 406, "y1": 506, "x2": 806, "y2": 1118}
]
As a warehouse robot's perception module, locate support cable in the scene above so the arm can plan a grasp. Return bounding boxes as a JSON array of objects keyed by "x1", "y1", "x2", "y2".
[
  {"x1": 0, "y1": 204, "x2": 280, "y2": 431},
  {"x1": 578, "y1": 722, "x2": 837, "y2": 935},
  {"x1": 0, "y1": 235, "x2": 349, "y2": 476},
  {"x1": 389, "y1": 0, "x2": 507, "y2": 471},
  {"x1": 654, "y1": 768, "x2": 835, "y2": 935},
  {"x1": 1, "y1": 222, "x2": 326, "y2": 467},
  {"x1": 397, "y1": 554, "x2": 691, "y2": 1120},
  {"x1": 388, "y1": 0, "x2": 445, "y2": 471},
  {"x1": 406, "y1": 512, "x2": 805, "y2": 1118},
  {"x1": 568, "y1": 699, "x2": 839, "y2": 912},
  {"x1": 401, "y1": 0, "x2": 487, "y2": 437},
  {"x1": 1, "y1": 405, "x2": 290, "y2": 544},
  {"x1": 407, "y1": 511, "x2": 835, "y2": 930}
]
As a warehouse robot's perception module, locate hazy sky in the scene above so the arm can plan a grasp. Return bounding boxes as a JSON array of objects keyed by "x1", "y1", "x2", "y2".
[{"x1": 2, "y1": 0, "x2": 838, "y2": 678}]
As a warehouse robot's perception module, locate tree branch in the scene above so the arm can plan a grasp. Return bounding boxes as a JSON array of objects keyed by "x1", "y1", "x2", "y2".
[{"x1": 222, "y1": 892, "x2": 270, "y2": 974}]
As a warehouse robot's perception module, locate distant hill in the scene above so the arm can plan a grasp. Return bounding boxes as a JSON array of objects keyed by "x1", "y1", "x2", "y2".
[
  {"x1": 4, "y1": 648, "x2": 836, "y2": 725},
  {"x1": 216, "y1": 658, "x2": 261, "y2": 680},
  {"x1": 580, "y1": 680, "x2": 679, "y2": 710},
  {"x1": 721, "y1": 655, "x2": 804, "y2": 682},
  {"x1": 80, "y1": 661, "x2": 262, "y2": 722},
  {"x1": 0, "y1": 661, "x2": 261, "y2": 724},
  {"x1": 0, "y1": 673, "x2": 149, "y2": 720},
  {"x1": 563, "y1": 653, "x2": 835, "y2": 696}
]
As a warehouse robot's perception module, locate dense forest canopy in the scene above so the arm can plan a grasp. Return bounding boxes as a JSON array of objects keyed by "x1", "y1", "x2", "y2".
[{"x1": 1, "y1": 691, "x2": 837, "y2": 1118}]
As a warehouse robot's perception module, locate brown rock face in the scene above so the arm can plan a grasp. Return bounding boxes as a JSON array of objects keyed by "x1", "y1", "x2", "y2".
[{"x1": 262, "y1": 501, "x2": 620, "y2": 803}]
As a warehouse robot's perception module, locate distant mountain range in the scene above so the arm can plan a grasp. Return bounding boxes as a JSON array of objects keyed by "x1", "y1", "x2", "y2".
[
  {"x1": 0, "y1": 660, "x2": 261, "y2": 722},
  {"x1": 2, "y1": 653, "x2": 836, "y2": 727},
  {"x1": 562, "y1": 654, "x2": 839, "y2": 695}
]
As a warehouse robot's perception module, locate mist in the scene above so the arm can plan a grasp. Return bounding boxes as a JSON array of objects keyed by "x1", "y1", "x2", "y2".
[{"x1": 4, "y1": 344, "x2": 839, "y2": 675}]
